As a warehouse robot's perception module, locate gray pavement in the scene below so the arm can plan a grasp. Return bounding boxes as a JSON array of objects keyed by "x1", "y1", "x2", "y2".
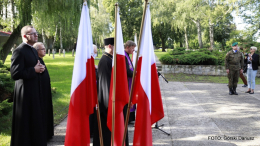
[
  {"x1": 48, "y1": 56, "x2": 260, "y2": 145},
  {"x1": 48, "y1": 80, "x2": 260, "y2": 146}
]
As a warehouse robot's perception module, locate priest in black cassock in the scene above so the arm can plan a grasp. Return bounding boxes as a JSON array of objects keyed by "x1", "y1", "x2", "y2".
[
  {"x1": 33, "y1": 42, "x2": 54, "y2": 140},
  {"x1": 93, "y1": 38, "x2": 129, "y2": 146},
  {"x1": 10, "y1": 25, "x2": 47, "y2": 146}
]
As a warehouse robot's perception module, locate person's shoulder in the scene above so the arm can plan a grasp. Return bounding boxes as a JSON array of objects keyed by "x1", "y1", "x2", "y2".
[{"x1": 226, "y1": 51, "x2": 232, "y2": 56}]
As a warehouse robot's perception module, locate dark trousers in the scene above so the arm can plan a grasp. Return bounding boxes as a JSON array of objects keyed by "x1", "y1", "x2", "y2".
[
  {"x1": 240, "y1": 72, "x2": 247, "y2": 85},
  {"x1": 228, "y1": 70, "x2": 240, "y2": 88}
]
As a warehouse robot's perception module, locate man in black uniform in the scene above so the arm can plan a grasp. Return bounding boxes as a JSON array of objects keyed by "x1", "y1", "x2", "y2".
[
  {"x1": 93, "y1": 38, "x2": 129, "y2": 146},
  {"x1": 10, "y1": 25, "x2": 46, "y2": 146}
]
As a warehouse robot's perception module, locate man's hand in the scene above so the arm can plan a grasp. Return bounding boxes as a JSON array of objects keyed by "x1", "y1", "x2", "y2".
[
  {"x1": 226, "y1": 69, "x2": 229, "y2": 74},
  {"x1": 34, "y1": 60, "x2": 45, "y2": 73},
  {"x1": 240, "y1": 69, "x2": 243, "y2": 74}
]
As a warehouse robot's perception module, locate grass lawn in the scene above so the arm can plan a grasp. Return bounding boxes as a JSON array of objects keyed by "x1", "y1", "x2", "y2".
[
  {"x1": 1, "y1": 51, "x2": 101, "y2": 146},
  {"x1": 154, "y1": 49, "x2": 167, "y2": 59}
]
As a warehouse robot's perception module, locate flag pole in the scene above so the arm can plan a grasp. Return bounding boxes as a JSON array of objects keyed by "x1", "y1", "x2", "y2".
[
  {"x1": 96, "y1": 98, "x2": 104, "y2": 146},
  {"x1": 112, "y1": 3, "x2": 118, "y2": 146},
  {"x1": 122, "y1": 0, "x2": 149, "y2": 145}
]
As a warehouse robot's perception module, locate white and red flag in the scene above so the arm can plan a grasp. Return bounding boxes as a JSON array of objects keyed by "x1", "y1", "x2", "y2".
[
  {"x1": 107, "y1": 6, "x2": 129, "y2": 146},
  {"x1": 132, "y1": 5, "x2": 164, "y2": 146},
  {"x1": 132, "y1": 33, "x2": 138, "y2": 67},
  {"x1": 65, "y1": 2, "x2": 97, "y2": 146}
]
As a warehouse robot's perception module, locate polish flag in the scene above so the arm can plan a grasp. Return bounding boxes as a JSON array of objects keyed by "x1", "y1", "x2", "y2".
[
  {"x1": 65, "y1": 2, "x2": 97, "y2": 146},
  {"x1": 107, "y1": 7, "x2": 129, "y2": 146},
  {"x1": 132, "y1": 5, "x2": 164, "y2": 146},
  {"x1": 132, "y1": 33, "x2": 138, "y2": 67}
]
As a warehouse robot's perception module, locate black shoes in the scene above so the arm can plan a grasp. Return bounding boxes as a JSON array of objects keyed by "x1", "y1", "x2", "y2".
[
  {"x1": 229, "y1": 88, "x2": 234, "y2": 95},
  {"x1": 245, "y1": 90, "x2": 251, "y2": 93},
  {"x1": 242, "y1": 84, "x2": 248, "y2": 87},
  {"x1": 249, "y1": 92, "x2": 254, "y2": 94},
  {"x1": 233, "y1": 87, "x2": 238, "y2": 95}
]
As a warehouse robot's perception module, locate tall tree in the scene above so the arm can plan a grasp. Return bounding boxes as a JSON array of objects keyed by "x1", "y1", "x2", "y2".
[
  {"x1": 150, "y1": 0, "x2": 176, "y2": 51},
  {"x1": 102, "y1": 0, "x2": 143, "y2": 41}
]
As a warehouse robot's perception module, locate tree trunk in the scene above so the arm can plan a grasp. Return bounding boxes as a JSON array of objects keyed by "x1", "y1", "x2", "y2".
[
  {"x1": 0, "y1": 24, "x2": 21, "y2": 63},
  {"x1": 11, "y1": 0, "x2": 15, "y2": 31},
  {"x1": 159, "y1": 32, "x2": 166, "y2": 52},
  {"x1": 5, "y1": 2, "x2": 7, "y2": 19},
  {"x1": 52, "y1": 25, "x2": 58, "y2": 50},
  {"x1": 196, "y1": 20, "x2": 203, "y2": 48},
  {"x1": 192, "y1": 19, "x2": 203, "y2": 49},
  {"x1": 60, "y1": 25, "x2": 63, "y2": 50},
  {"x1": 209, "y1": 19, "x2": 214, "y2": 50},
  {"x1": 184, "y1": 27, "x2": 189, "y2": 50},
  {"x1": 42, "y1": 29, "x2": 47, "y2": 49}
]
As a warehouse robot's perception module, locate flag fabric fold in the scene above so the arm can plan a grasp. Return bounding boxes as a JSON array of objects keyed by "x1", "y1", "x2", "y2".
[
  {"x1": 132, "y1": 5, "x2": 164, "y2": 146},
  {"x1": 65, "y1": 2, "x2": 97, "y2": 146},
  {"x1": 132, "y1": 33, "x2": 138, "y2": 67},
  {"x1": 107, "y1": 7, "x2": 129, "y2": 146}
]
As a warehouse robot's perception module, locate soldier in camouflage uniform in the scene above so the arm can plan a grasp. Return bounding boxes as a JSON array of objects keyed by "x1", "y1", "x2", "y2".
[{"x1": 225, "y1": 42, "x2": 244, "y2": 95}]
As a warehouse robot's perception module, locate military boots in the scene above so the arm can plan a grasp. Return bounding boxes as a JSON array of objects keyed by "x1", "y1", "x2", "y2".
[
  {"x1": 229, "y1": 88, "x2": 234, "y2": 95},
  {"x1": 233, "y1": 87, "x2": 238, "y2": 95}
]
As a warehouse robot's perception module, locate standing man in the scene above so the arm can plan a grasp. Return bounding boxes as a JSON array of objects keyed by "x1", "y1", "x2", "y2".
[
  {"x1": 225, "y1": 42, "x2": 244, "y2": 95},
  {"x1": 33, "y1": 42, "x2": 54, "y2": 140},
  {"x1": 93, "y1": 37, "x2": 129, "y2": 146},
  {"x1": 10, "y1": 25, "x2": 47, "y2": 146},
  {"x1": 93, "y1": 37, "x2": 114, "y2": 146},
  {"x1": 124, "y1": 40, "x2": 136, "y2": 123}
]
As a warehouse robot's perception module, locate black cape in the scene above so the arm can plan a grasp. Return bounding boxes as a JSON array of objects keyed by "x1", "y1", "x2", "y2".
[
  {"x1": 10, "y1": 43, "x2": 47, "y2": 146},
  {"x1": 93, "y1": 52, "x2": 129, "y2": 146},
  {"x1": 39, "y1": 58, "x2": 54, "y2": 140}
]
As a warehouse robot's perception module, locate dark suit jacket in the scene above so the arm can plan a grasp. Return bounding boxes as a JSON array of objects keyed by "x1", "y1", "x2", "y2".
[{"x1": 251, "y1": 53, "x2": 259, "y2": 70}]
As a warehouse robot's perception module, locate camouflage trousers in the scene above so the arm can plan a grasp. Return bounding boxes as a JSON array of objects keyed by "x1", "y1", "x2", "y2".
[{"x1": 228, "y1": 70, "x2": 240, "y2": 88}]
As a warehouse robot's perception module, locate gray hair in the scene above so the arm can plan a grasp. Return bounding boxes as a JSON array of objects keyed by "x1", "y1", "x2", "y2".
[
  {"x1": 124, "y1": 40, "x2": 136, "y2": 48},
  {"x1": 250, "y1": 46, "x2": 257, "y2": 51},
  {"x1": 33, "y1": 42, "x2": 44, "y2": 50}
]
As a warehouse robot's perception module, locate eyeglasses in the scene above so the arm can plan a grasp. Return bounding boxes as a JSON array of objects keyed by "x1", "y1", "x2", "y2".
[
  {"x1": 26, "y1": 32, "x2": 38, "y2": 36},
  {"x1": 38, "y1": 48, "x2": 46, "y2": 51}
]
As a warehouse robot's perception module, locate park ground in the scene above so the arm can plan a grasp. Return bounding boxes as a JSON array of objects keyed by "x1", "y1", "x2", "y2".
[{"x1": 1, "y1": 51, "x2": 260, "y2": 146}]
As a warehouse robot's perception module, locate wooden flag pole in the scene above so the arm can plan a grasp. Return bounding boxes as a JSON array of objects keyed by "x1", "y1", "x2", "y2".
[
  {"x1": 122, "y1": 0, "x2": 149, "y2": 145},
  {"x1": 96, "y1": 98, "x2": 104, "y2": 146},
  {"x1": 112, "y1": 3, "x2": 119, "y2": 146}
]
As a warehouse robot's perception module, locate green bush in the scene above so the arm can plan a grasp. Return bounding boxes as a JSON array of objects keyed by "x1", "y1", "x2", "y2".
[
  {"x1": 178, "y1": 52, "x2": 218, "y2": 65},
  {"x1": 0, "y1": 99, "x2": 13, "y2": 117},
  {"x1": 0, "y1": 61, "x2": 14, "y2": 102},
  {"x1": 159, "y1": 54, "x2": 176, "y2": 64},
  {"x1": 160, "y1": 49, "x2": 220, "y2": 65}
]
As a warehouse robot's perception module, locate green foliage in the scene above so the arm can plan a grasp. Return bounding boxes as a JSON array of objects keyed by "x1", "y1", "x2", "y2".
[
  {"x1": 0, "y1": 99, "x2": 13, "y2": 117},
  {"x1": 178, "y1": 52, "x2": 218, "y2": 65},
  {"x1": 160, "y1": 49, "x2": 225, "y2": 65},
  {"x1": 159, "y1": 54, "x2": 176, "y2": 64},
  {"x1": 102, "y1": 0, "x2": 143, "y2": 41},
  {"x1": 0, "y1": 61, "x2": 14, "y2": 102},
  {"x1": 169, "y1": 47, "x2": 186, "y2": 55}
]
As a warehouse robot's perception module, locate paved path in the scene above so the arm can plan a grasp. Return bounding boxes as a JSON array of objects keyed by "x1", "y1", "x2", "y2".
[
  {"x1": 48, "y1": 80, "x2": 260, "y2": 146},
  {"x1": 48, "y1": 56, "x2": 260, "y2": 145}
]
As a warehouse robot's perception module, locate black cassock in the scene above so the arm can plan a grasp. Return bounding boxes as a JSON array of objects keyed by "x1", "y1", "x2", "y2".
[
  {"x1": 39, "y1": 58, "x2": 54, "y2": 140},
  {"x1": 10, "y1": 43, "x2": 46, "y2": 146},
  {"x1": 93, "y1": 52, "x2": 129, "y2": 146}
]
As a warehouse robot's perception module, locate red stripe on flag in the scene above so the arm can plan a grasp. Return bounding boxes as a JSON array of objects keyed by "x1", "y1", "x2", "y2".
[
  {"x1": 107, "y1": 54, "x2": 129, "y2": 146},
  {"x1": 65, "y1": 58, "x2": 97, "y2": 146},
  {"x1": 151, "y1": 63, "x2": 164, "y2": 124}
]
